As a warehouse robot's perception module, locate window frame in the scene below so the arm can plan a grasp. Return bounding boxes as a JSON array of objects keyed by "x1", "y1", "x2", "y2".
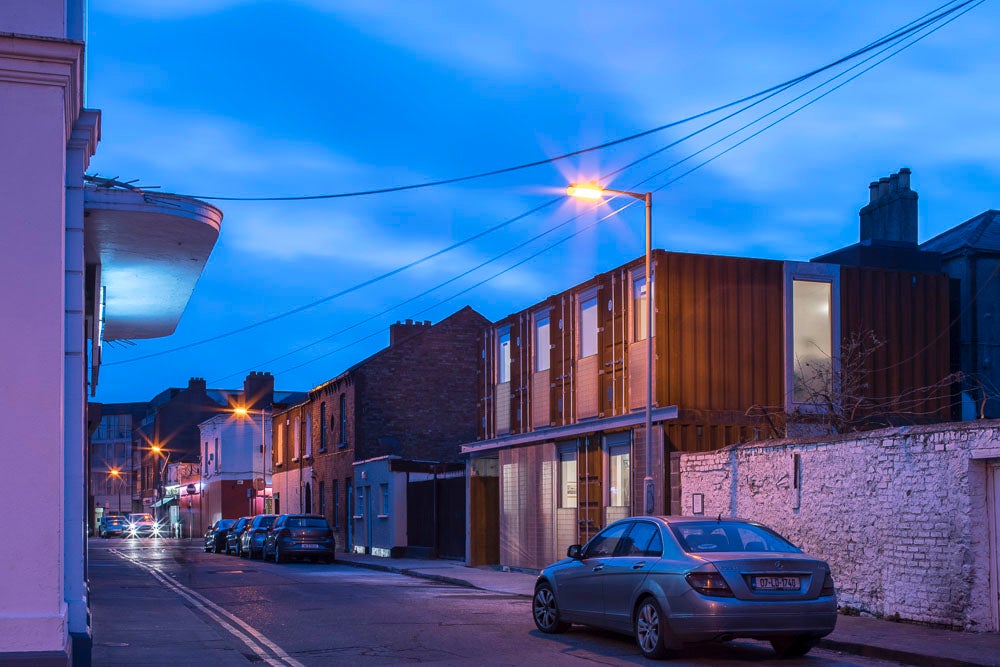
[
  {"x1": 784, "y1": 262, "x2": 841, "y2": 413},
  {"x1": 558, "y1": 445, "x2": 578, "y2": 509},
  {"x1": 631, "y1": 268, "x2": 654, "y2": 342},
  {"x1": 533, "y1": 309, "x2": 551, "y2": 372},
  {"x1": 578, "y1": 289, "x2": 599, "y2": 359},
  {"x1": 497, "y1": 325, "x2": 512, "y2": 384}
]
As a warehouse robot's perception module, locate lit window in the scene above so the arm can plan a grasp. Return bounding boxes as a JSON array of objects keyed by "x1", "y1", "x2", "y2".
[
  {"x1": 580, "y1": 295, "x2": 598, "y2": 357},
  {"x1": 559, "y1": 449, "x2": 577, "y2": 508},
  {"x1": 608, "y1": 445, "x2": 630, "y2": 507},
  {"x1": 792, "y1": 280, "x2": 833, "y2": 402},
  {"x1": 633, "y1": 272, "x2": 653, "y2": 341},
  {"x1": 535, "y1": 312, "x2": 550, "y2": 372},
  {"x1": 498, "y1": 326, "x2": 511, "y2": 383},
  {"x1": 381, "y1": 483, "x2": 389, "y2": 515}
]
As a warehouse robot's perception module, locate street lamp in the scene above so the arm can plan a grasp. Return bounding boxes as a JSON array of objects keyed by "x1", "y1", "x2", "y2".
[
  {"x1": 150, "y1": 443, "x2": 170, "y2": 523},
  {"x1": 234, "y1": 406, "x2": 268, "y2": 516},
  {"x1": 567, "y1": 182, "x2": 655, "y2": 515},
  {"x1": 109, "y1": 468, "x2": 122, "y2": 513}
]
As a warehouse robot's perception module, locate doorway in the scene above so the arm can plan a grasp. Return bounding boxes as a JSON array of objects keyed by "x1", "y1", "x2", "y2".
[{"x1": 988, "y1": 463, "x2": 1000, "y2": 631}]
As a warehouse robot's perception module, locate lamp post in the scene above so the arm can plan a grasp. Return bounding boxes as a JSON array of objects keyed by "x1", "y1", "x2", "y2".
[
  {"x1": 234, "y1": 406, "x2": 267, "y2": 516},
  {"x1": 151, "y1": 444, "x2": 170, "y2": 523},
  {"x1": 109, "y1": 468, "x2": 122, "y2": 513},
  {"x1": 566, "y1": 183, "x2": 655, "y2": 515}
]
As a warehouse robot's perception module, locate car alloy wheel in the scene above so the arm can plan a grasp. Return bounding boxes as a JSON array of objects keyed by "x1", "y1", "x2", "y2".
[
  {"x1": 635, "y1": 597, "x2": 669, "y2": 659},
  {"x1": 532, "y1": 583, "x2": 569, "y2": 634}
]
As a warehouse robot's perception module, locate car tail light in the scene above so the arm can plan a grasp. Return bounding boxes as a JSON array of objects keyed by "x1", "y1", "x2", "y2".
[
  {"x1": 685, "y1": 565, "x2": 734, "y2": 597},
  {"x1": 821, "y1": 571, "x2": 836, "y2": 596}
]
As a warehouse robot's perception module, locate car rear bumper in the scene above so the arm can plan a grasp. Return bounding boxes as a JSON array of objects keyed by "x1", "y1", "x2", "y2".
[
  {"x1": 279, "y1": 542, "x2": 335, "y2": 558},
  {"x1": 668, "y1": 602, "x2": 837, "y2": 643}
]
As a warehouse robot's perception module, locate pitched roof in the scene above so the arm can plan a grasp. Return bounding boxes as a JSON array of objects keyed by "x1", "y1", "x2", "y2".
[{"x1": 921, "y1": 210, "x2": 1000, "y2": 256}]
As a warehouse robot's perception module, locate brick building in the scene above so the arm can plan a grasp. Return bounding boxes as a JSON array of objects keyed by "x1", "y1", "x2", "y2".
[{"x1": 272, "y1": 306, "x2": 488, "y2": 555}]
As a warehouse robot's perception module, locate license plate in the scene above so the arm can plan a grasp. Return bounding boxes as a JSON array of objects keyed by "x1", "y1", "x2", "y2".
[
  {"x1": 300, "y1": 544, "x2": 319, "y2": 549},
  {"x1": 753, "y1": 576, "x2": 800, "y2": 590}
]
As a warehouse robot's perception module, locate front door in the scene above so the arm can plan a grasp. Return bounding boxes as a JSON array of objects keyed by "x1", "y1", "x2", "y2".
[
  {"x1": 557, "y1": 521, "x2": 630, "y2": 625},
  {"x1": 578, "y1": 436, "x2": 603, "y2": 544},
  {"x1": 602, "y1": 520, "x2": 661, "y2": 632}
]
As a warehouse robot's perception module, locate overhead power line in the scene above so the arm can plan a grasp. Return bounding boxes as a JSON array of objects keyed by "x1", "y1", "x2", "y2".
[{"x1": 167, "y1": 0, "x2": 973, "y2": 202}]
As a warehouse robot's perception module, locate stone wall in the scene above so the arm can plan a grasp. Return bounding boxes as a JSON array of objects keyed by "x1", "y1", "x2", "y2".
[{"x1": 679, "y1": 420, "x2": 1000, "y2": 630}]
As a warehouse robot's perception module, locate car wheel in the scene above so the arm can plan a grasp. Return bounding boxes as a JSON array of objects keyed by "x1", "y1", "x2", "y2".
[
  {"x1": 532, "y1": 583, "x2": 569, "y2": 634},
  {"x1": 275, "y1": 543, "x2": 284, "y2": 564},
  {"x1": 635, "y1": 597, "x2": 670, "y2": 660},
  {"x1": 770, "y1": 636, "x2": 817, "y2": 657}
]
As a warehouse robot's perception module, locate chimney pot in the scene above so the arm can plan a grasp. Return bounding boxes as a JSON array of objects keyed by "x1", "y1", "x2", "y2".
[
  {"x1": 869, "y1": 181, "x2": 879, "y2": 203},
  {"x1": 405, "y1": 318, "x2": 413, "y2": 325},
  {"x1": 878, "y1": 177, "x2": 890, "y2": 198},
  {"x1": 889, "y1": 172, "x2": 899, "y2": 193},
  {"x1": 898, "y1": 167, "x2": 911, "y2": 190}
]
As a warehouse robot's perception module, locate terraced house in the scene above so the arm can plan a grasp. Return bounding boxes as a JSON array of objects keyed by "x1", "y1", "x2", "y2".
[{"x1": 462, "y1": 169, "x2": 991, "y2": 571}]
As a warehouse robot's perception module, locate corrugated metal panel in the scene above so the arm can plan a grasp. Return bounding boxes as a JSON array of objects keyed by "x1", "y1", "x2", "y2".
[
  {"x1": 840, "y1": 267, "x2": 952, "y2": 420},
  {"x1": 659, "y1": 252, "x2": 785, "y2": 416}
]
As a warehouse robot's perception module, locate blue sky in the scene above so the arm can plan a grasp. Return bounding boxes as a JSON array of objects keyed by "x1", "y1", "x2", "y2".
[{"x1": 88, "y1": 0, "x2": 1000, "y2": 403}]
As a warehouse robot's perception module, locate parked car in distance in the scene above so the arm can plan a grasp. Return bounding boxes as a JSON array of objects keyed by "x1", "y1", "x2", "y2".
[
  {"x1": 226, "y1": 517, "x2": 251, "y2": 556},
  {"x1": 263, "y1": 514, "x2": 335, "y2": 564},
  {"x1": 532, "y1": 516, "x2": 837, "y2": 660},
  {"x1": 126, "y1": 512, "x2": 160, "y2": 538},
  {"x1": 241, "y1": 514, "x2": 277, "y2": 559},
  {"x1": 204, "y1": 519, "x2": 236, "y2": 553},
  {"x1": 98, "y1": 515, "x2": 127, "y2": 538}
]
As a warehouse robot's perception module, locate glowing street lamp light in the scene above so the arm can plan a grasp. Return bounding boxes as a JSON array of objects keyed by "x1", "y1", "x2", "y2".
[
  {"x1": 567, "y1": 182, "x2": 656, "y2": 515},
  {"x1": 109, "y1": 467, "x2": 122, "y2": 513}
]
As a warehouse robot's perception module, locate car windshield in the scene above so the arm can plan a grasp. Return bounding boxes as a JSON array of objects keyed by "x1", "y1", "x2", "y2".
[
  {"x1": 670, "y1": 521, "x2": 801, "y2": 553},
  {"x1": 257, "y1": 516, "x2": 276, "y2": 527},
  {"x1": 287, "y1": 517, "x2": 329, "y2": 529},
  {"x1": 129, "y1": 514, "x2": 153, "y2": 523}
]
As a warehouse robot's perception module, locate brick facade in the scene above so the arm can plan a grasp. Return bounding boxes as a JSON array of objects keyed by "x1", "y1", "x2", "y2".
[
  {"x1": 276, "y1": 306, "x2": 488, "y2": 553},
  {"x1": 678, "y1": 421, "x2": 1000, "y2": 630}
]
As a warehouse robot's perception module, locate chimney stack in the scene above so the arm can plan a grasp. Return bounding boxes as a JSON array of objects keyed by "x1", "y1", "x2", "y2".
[
  {"x1": 859, "y1": 167, "x2": 917, "y2": 246},
  {"x1": 187, "y1": 377, "x2": 206, "y2": 394},
  {"x1": 243, "y1": 371, "x2": 274, "y2": 411},
  {"x1": 389, "y1": 318, "x2": 432, "y2": 346}
]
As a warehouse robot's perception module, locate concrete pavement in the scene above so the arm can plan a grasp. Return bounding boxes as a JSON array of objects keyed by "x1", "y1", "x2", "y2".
[{"x1": 337, "y1": 551, "x2": 1000, "y2": 667}]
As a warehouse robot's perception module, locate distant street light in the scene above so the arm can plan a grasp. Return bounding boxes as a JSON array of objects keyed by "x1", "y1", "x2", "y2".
[
  {"x1": 234, "y1": 406, "x2": 268, "y2": 516},
  {"x1": 567, "y1": 182, "x2": 656, "y2": 515},
  {"x1": 150, "y1": 443, "x2": 171, "y2": 523},
  {"x1": 109, "y1": 468, "x2": 122, "y2": 513}
]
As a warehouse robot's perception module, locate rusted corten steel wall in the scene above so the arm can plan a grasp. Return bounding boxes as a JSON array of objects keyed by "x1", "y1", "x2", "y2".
[
  {"x1": 657, "y1": 252, "x2": 786, "y2": 454},
  {"x1": 477, "y1": 251, "x2": 787, "y2": 453},
  {"x1": 839, "y1": 266, "x2": 952, "y2": 420}
]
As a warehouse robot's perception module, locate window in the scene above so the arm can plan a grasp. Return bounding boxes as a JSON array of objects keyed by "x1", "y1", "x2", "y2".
[
  {"x1": 292, "y1": 417, "x2": 300, "y2": 460},
  {"x1": 214, "y1": 437, "x2": 219, "y2": 472},
  {"x1": 583, "y1": 521, "x2": 630, "y2": 557},
  {"x1": 332, "y1": 480, "x2": 340, "y2": 528},
  {"x1": 304, "y1": 414, "x2": 312, "y2": 457},
  {"x1": 632, "y1": 271, "x2": 653, "y2": 341},
  {"x1": 792, "y1": 279, "x2": 833, "y2": 402},
  {"x1": 579, "y1": 294, "x2": 598, "y2": 358},
  {"x1": 275, "y1": 424, "x2": 284, "y2": 464},
  {"x1": 608, "y1": 444, "x2": 630, "y2": 507},
  {"x1": 319, "y1": 402, "x2": 327, "y2": 451},
  {"x1": 380, "y1": 483, "x2": 389, "y2": 516},
  {"x1": 274, "y1": 492, "x2": 280, "y2": 515},
  {"x1": 339, "y1": 393, "x2": 347, "y2": 445},
  {"x1": 623, "y1": 521, "x2": 662, "y2": 557},
  {"x1": 534, "y1": 311, "x2": 550, "y2": 372},
  {"x1": 356, "y1": 486, "x2": 365, "y2": 518},
  {"x1": 318, "y1": 481, "x2": 326, "y2": 515},
  {"x1": 498, "y1": 326, "x2": 511, "y2": 383},
  {"x1": 559, "y1": 448, "x2": 578, "y2": 508}
]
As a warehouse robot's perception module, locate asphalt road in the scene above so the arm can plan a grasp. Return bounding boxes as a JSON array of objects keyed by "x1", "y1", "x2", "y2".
[{"x1": 89, "y1": 539, "x2": 904, "y2": 666}]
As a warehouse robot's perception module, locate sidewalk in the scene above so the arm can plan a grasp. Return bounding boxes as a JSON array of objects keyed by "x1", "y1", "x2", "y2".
[{"x1": 337, "y1": 551, "x2": 1000, "y2": 667}]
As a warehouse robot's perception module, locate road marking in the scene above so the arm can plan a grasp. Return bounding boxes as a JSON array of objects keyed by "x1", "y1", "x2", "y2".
[{"x1": 110, "y1": 549, "x2": 305, "y2": 667}]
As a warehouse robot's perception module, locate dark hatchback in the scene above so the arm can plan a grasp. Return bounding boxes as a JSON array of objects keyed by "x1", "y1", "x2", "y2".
[
  {"x1": 226, "y1": 517, "x2": 252, "y2": 556},
  {"x1": 241, "y1": 514, "x2": 277, "y2": 559},
  {"x1": 204, "y1": 519, "x2": 236, "y2": 553},
  {"x1": 263, "y1": 514, "x2": 335, "y2": 563}
]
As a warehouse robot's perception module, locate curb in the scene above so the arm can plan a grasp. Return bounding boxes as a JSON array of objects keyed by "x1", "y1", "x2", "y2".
[
  {"x1": 340, "y1": 558, "x2": 533, "y2": 597},
  {"x1": 818, "y1": 637, "x2": 989, "y2": 667}
]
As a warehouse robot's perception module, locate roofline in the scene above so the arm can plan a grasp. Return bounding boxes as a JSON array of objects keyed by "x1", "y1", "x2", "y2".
[{"x1": 460, "y1": 405, "x2": 679, "y2": 455}]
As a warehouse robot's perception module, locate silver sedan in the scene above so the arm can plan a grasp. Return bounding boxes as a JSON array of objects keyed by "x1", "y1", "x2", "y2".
[{"x1": 532, "y1": 516, "x2": 837, "y2": 660}]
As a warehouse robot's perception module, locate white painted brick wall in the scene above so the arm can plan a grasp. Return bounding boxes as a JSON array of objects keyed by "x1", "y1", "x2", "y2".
[{"x1": 679, "y1": 420, "x2": 1000, "y2": 630}]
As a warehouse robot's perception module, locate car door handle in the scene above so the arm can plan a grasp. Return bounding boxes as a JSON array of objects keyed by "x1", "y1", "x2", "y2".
[
  {"x1": 592, "y1": 564, "x2": 605, "y2": 572},
  {"x1": 632, "y1": 561, "x2": 647, "y2": 570}
]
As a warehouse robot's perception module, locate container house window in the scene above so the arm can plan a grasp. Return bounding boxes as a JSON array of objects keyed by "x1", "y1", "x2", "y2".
[
  {"x1": 632, "y1": 271, "x2": 653, "y2": 341},
  {"x1": 380, "y1": 483, "x2": 389, "y2": 516},
  {"x1": 498, "y1": 326, "x2": 511, "y2": 383},
  {"x1": 534, "y1": 311, "x2": 550, "y2": 372},
  {"x1": 792, "y1": 279, "x2": 833, "y2": 403},
  {"x1": 559, "y1": 449, "x2": 578, "y2": 508},
  {"x1": 580, "y1": 294, "x2": 598, "y2": 358},
  {"x1": 608, "y1": 445, "x2": 630, "y2": 507}
]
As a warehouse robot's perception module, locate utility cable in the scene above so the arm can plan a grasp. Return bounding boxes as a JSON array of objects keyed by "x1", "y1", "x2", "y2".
[{"x1": 172, "y1": 0, "x2": 972, "y2": 202}]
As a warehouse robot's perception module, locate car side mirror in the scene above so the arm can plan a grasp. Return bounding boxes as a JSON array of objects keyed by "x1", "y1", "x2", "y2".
[{"x1": 567, "y1": 544, "x2": 583, "y2": 559}]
